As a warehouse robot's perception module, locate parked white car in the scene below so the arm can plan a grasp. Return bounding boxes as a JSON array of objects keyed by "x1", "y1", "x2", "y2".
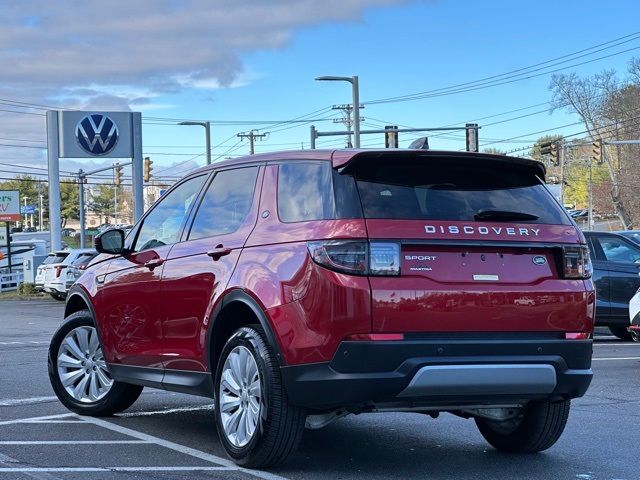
[
  {"x1": 630, "y1": 287, "x2": 640, "y2": 342},
  {"x1": 40, "y1": 249, "x2": 96, "y2": 300}
]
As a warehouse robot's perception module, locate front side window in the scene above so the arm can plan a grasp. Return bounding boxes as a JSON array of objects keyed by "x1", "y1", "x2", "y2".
[
  {"x1": 134, "y1": 175, "x2": 206, "y2": 252},
  {"x1": 188, "y1": 167, "x2": 259, "y2": 240},
  {"x1": 596, "y1": 237, "x2": 640, "y2": 264}
]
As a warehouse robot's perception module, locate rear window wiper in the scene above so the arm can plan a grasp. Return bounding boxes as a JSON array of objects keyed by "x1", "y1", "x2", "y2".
[{"x1": 474, "y1": 209, "x2": 539, "y2": 221}]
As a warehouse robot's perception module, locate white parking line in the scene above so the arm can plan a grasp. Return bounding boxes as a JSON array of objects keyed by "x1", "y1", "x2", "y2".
[
  {"x1": 0, "y1": 341, "x2": 49, "y2": 345},
  {"x1": 592, "y1": 356, "x2": 640, "y2": 361},
  {"x1": 594, "y1": 343, "x2": 639, "y2": 347},
  {"x1": 0, "y1": 413, "x2": 74, "y2": 426},
  {"x1": 0, "y1": 440, "x2": 150, "y2": 445},
  {"x1": 0, "y1": 396, "x2": 58, "y2": 407},
  {"x1": 82, "y1": 416, "x2": 291, "y2": 480}
]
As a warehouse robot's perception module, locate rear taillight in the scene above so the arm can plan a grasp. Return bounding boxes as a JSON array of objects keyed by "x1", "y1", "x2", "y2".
[
  {"x1": 55, "y1": 266, "x2": 63, "y2": 278},
  {"x1": 307, "y1": 240, "x2": 401, "y2": 276},
  {"x1": 562, "y1": 245, "x2": 592, "y2": 279}
]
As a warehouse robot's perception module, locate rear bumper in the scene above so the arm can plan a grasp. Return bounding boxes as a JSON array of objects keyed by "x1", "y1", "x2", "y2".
[{"x1": 281, "y1": 338, "x2": 592, "y2": 410}]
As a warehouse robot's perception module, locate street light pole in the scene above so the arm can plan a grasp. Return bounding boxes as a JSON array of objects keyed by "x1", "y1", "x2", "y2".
[
  {"x1": 179, "y1": 121, "x2": 211, "y2": 165},
  {"x1": 315, "y1": 75, "x2": 361, "y2": 148}
]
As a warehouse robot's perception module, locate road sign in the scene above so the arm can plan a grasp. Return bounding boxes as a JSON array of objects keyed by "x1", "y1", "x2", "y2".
[
  {"x1": 0, "y1": 190, "x2": 20, "y2": 222},
  {"x1": 20, "y1": 205, "x2": 37, "y2": 215}
]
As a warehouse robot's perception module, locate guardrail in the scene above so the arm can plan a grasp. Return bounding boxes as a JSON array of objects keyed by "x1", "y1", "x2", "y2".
[{"x1": 0, "y1": 272, "x2": 23, "y2": 292}]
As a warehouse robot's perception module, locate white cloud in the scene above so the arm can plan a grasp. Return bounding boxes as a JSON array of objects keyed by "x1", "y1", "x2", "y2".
[
  {"x1": 0, "y1": 0, "x2": 407, "y2": 106},
  {"x1": 0, "y1": 0, "x2": 410, "y2": 170}
]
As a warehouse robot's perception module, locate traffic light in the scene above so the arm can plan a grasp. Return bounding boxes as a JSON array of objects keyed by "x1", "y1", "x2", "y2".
[
  {"x1": 144, "y1": 157, "x2": 153, "y2": 182},
  {"x1": 550, "y1": 143, "x2": 559, "y2": 166},
  {"x1": 539, "y1": 141, "x2": 553, "y2": 156},
  {"x1": 592, "y1": 139, "x2": 603, "y2": 164},
  {"x1": 114, "y1": 164, "x2": 122, "y2": 186},
  {"x1": 385, "y1": 125, "x2": 399, "y2": 148}
]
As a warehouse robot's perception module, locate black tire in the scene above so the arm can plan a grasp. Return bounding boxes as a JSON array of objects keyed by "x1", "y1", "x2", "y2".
[
  {"x1": 214, "y1": 325, "x2": 305, "y2": 468},
  {"x1": 475, "y1": 400, "x2": 570, "y2": 453},
  {"x1": 48, "y1": 310, "x2": 143, "y2": 416},
  {"x1": 49, "y1": 292, "x2": 65, "y2": 301},
  {"x1": 609, "y1": 326, "x2": 633, "y2": 341}
]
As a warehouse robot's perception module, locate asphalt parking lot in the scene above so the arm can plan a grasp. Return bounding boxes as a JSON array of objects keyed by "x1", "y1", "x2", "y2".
[{"x1": 1, "y1": 298, "x2": 639, "y2": 480}]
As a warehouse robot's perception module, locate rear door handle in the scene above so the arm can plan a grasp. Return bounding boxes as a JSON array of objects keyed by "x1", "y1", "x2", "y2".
[
  {"x1": 144, "y1": 258, "x2": 165, "y2": 270},
  {"x1": 207, "y1": 245, "x2": 232, "y2": 261}
]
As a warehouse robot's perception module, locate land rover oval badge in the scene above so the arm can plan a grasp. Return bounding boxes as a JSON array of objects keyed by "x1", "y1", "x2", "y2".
[{"x1": 532, "y1": 255, "x2": 547, "y2": 266}]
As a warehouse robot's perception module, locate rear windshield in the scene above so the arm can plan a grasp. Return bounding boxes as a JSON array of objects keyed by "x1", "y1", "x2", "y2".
[
  {"x1": 349, "y1": 156, "x2": 569, "y2": 225},
  {"x1": 70, "y1": 253, "x2": 96, "y2": 266},
  {"x1": 51, "y1": 253, "x2": 69, "y2": 264},
  {"x1": 43, "y1": 253, "x2": 68, "y2": 264}
]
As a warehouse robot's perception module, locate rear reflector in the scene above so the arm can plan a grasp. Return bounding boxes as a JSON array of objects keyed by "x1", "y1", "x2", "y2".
[
  {"x1": 565, "y1": 332, "x2": 590, "y2": 340},
  {"x1": 346, "y1": 333, "x2": 404, "y2": 341}
]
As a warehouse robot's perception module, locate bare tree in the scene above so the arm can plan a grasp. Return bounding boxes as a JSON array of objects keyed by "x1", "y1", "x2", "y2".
[{"x1": 549, "y1": 60, "x2": 640, "y2": 228}]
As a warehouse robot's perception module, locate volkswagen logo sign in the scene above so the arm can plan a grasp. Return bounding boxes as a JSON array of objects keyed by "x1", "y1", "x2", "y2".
[
  {"x1": 532, "y1": 255, "x2": 547, "y2": 266},
  {"x1": 75, "y1": 114, "x2": 119, "y2": 156}
]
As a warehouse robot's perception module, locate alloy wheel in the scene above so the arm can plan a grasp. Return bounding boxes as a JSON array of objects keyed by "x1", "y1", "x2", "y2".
[
  {"x1": 218, "y1": 345, "x2": 262, "y2": 448},
  {"x1": 56, "y1": 326, "x2": 113, "y2": 403}
]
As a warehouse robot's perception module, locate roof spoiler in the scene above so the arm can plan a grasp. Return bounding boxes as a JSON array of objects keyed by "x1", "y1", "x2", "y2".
[{"x1": 331, "y1": 150, "x2": 546, "y2": 181}]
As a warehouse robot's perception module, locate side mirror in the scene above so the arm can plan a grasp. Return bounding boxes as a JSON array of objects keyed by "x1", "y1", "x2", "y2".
[{"x1": 95, "y1": 229, "x2": 126, "y2": 255}]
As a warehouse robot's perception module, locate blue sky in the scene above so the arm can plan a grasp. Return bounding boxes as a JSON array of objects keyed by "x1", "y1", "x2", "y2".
[{"x1": 1, "y1": 0, "x2": 640, "y2": 181}]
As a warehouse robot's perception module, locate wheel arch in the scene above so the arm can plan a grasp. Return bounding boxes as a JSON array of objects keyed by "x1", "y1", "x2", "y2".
[
  {"x1": 64, "y1": 286, "x2": 96, "y2": 320},
  {"x1": 207, "y1": 289, "x2": 284, "y2": 375}
]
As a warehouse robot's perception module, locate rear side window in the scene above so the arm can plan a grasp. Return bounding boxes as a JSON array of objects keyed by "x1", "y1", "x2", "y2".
[
  {"x1": 595, "y1": 236, "x2": 640, "y2": 264},
  {"x1": 188, "y1": 167, "x2": 259, "y2": 240},
  {"x1": 277, "y1": 162, "x2": 362, "y2": 222},
  {"x1": 351, "y1": 156, "x2": 569, "y2": 225},
  {"x1": 71, "y1": 253, "x2": 96, "y2": 266}
]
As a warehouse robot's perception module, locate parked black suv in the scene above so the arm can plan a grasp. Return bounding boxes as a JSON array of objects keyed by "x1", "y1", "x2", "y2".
[{"x1": 584, "y1": 231, "x2": 640, "y2": 339}]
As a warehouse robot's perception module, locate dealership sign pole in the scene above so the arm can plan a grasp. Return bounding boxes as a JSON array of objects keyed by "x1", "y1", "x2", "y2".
[
  {"x1": 0, "y1": 190, "x2": 21, "y2": 273},
  {"x1": 46, "y1": 111, "x2": 143, "y2": 251}
]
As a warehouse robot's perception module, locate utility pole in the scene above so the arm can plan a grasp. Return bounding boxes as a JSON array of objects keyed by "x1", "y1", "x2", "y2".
[
  {"x1": 587, "y1": 154, "x2": 593, "y2": 231},
  {"x1": 237, "y1": 130, "x2": 268, "y2": 155},
  {"x1": 39, "y1": 194, "x2": 43, "y2": 232},
  {"x1": 332, "y1": 104, "x2": 365, "y2": 148},
  {"x1": 559, "y1": 141, "x2": 566, "y2": 206},
  {"x1": 78, "y1": 170, "x2": 86, "y2": 248}
]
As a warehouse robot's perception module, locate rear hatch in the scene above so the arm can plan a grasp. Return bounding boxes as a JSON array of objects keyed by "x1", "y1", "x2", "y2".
[
  {"x1": 44, "y1": 252, "x2": 70, "y2": 282},
  {"x1": 340, "y1": 152, "x2": 592, "y2": 334}
]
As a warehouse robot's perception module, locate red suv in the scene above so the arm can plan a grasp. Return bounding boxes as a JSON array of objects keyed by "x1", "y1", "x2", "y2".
[{"x1": 49, "y1": 150, "x2": 595, "y2": 468}]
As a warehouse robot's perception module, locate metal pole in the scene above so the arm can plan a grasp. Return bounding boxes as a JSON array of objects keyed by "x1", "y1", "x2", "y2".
[
  {"x1": 114, "y1": 184, "x2": 118, "y2": 225},
  {"x1": 559, "y1": 142, "x2": 565, "y2": 206},
  {"x1": 588, "y1": 156, "x2": 593, "y2": 231},
  {"x1": 39, "y1": 194, "x2": 43, "y2": 231},
  {"x1": 5, "y1": 222, "x2": 12, "y2": 274},
  {"x1": 310, "y1": 125, "x2": 316, "y2": 149},
  {"x1": 352, "y1": 76, "x2": 360, "y2": 148},
  {"x1": 131, "y1": 112, "x2": 144, "y2": 221},
  {"x1": 205, "y1": 121, "x2": 211, "y2": 165},
  {"x1": 78, "y1": 171, "x2": 86, "y2": 249},
  {"x1": 46, "y1": 111, "x2": 62, "y2": 251}
]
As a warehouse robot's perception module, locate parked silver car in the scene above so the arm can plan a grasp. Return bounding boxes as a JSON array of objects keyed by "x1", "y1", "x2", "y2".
[{"x1": 39, "y1": 249, "x2": 96, "y2": 300}]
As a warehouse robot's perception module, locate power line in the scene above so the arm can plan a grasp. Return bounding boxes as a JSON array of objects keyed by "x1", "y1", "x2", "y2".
[{"x1": 365, "y1": 31, "x2": 640, "y2": 105}]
